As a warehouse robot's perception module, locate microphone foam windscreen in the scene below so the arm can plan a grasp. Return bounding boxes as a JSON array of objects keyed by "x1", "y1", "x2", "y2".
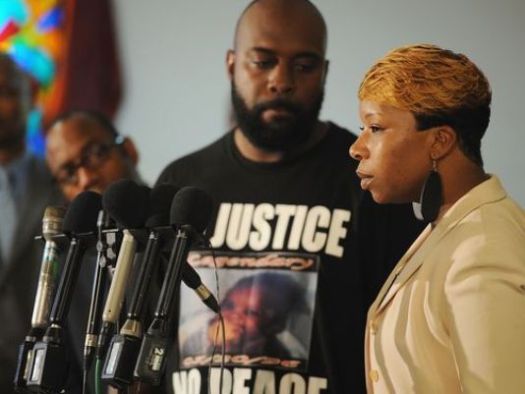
[
  {"x1": 102, "y1": 179, "x2": 150, "y2": 228},
  {"x1": 63, "y1": 191, "x2": 102, "y2": 235},
  {"x1": 170, "y1": 186, "x2": 213, "y2": 233},
  {"x1": 145, "y1": 183, "x2": 179, "y2": 228}
]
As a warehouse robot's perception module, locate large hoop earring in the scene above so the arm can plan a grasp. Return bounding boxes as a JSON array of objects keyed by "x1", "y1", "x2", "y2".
[{"x1": 412, "y1": 160, "x2": 443, "y2": 223}]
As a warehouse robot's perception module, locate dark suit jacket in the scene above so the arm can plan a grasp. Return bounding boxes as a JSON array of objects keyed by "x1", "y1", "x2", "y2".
[{"x1": 0, "y1": 154, "x2": 63, "y2": 393}]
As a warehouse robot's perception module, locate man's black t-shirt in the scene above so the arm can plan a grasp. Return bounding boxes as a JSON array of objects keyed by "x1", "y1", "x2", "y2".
[{"x1": 155, "y1": 123, "x2": 422, "y2": 394}]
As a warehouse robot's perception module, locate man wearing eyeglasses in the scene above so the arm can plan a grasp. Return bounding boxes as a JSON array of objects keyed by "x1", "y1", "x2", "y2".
[
  {"x1": 45, "y1": 109, "x2": 144, "y2": 393},
  {"x1": 46, "y1": 109, "x2": 141, "y2": 202}
]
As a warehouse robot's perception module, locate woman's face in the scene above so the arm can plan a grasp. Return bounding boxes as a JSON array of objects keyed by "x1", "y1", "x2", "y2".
[{"x1": 349, "y1": 100, "x2": 433, "y2": 204}]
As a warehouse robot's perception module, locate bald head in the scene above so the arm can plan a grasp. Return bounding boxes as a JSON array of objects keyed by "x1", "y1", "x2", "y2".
[
  {"x1": 226, "y1": 0, "x2": 329, "y2": 157},
  {"x1": 234, "y1": 0, "x2": 327, "y2": 55}
]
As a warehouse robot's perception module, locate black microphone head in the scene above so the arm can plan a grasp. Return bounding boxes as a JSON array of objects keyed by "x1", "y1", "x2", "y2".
[
  {"x1": 63, "y1": 191, "x2": 102, "y2": 235},
  {"x1": 181, "y1": 263, "x2": 201, "y2": 288},
  {"x1": 170, "y1": 186, "x2": 213, "y2": 233},
  {"x1": 102, "y1": 179, "x2": 150, "y2": 228},
  {"x1": 145, "y1": 183, "x2": 179, "y2": 228}
]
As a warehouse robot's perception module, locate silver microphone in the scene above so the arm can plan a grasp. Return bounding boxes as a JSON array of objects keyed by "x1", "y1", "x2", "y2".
[
  {"x1": 31, "y1": 206, "x2": 66, "y2": 329},
  {"x1": 102, "y1": 229, "x2": 137, "y2": 325}
]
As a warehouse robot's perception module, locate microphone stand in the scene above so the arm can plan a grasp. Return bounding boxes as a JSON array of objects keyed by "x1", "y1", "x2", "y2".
[
  {"x1": 82, "y1": 212, "x2": 118, "y2": 394},
  {"x1": 25, "y1": 232, "x2": 94, "y2": 393},
  {"x1": 134, "y1": 226, "x2": 193, "y2": 386},
  {"x1": 101, "y1": 226, "x2": 172, "y2": 389},
  {"x1": 14, "y1": 208, "x2": 66, "y2": 392}
]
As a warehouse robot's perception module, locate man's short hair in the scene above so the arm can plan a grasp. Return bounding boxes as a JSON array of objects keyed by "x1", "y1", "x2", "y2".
[{"x1": 48, "y1": 109, "x2": 119, "y2": 138}]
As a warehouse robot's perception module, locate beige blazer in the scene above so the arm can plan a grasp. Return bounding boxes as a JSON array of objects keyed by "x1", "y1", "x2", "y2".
[{"x1": 365, "y1": 176, "x2": 525, "y2": 393}]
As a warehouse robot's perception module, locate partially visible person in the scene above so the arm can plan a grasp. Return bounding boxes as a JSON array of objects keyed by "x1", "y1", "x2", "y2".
[
  {"x1": 156, "y1": 1, "x2": 422, "y2": 392},
  {"x1": 0, "y1": 52, "x2": 62, "y2": 392},
  {"x1": 350, "y1": 43, "x2": 525, "y2": 393},
  {"x1": 46, "y1": 109, "x2": 141, "y2": 202}
]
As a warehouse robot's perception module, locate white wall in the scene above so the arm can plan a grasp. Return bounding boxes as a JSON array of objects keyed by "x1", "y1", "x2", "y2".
[{"x1": 112, "y1": 0, "x2": 525, "y2": 205}]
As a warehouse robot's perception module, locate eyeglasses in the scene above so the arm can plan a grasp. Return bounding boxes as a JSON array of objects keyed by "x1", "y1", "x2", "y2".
[{"x1": 53, "y1": 135, "x2": 125, "y2": 187}]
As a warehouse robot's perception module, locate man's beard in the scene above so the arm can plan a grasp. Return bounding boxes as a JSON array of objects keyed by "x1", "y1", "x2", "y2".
[
  {"x1": 0, "y1": 121, "x2": 25, "y2": 151},
  {"x1": 231, "y1": 83, "x2": 324, "y2": 152}
]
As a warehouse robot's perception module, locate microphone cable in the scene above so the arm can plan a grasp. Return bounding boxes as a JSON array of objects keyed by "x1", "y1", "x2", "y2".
[
  {"x1": 95, "y1": 358, "x2": 103, "y2": 394},
  {"x1": 203, "y1": 239, "x2": 226, "y2": 394},
  {"x1": 207, "y1": 313, "x2": 226, "y2": 394}
]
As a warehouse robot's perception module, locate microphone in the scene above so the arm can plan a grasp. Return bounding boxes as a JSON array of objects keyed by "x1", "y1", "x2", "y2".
[
  {"x1": 181, "y1": 263, "x2": 219, "y2": 313},
  {"x1": 134, "y1": 186, "x2": 213, "y2": 385},
  {"x1": 31, "y1": 206, "x2": 68, "y2": 329},
  {"x1": 82, "y1": 210, "x2": 117, "y2": 387},
  {"x1": 25, "y1": 191, "x2": 102, "y2": 393},
  {"x1": 96, "y1": 180, "x2": 150, "y2": 363},
  {"x1": 170, "y1": 187, "x2": 218, "y2": 312},
  {"x1": 14, "y1": 206, "x2": 66, "y2": 391},
  {"x1": 101, "y1": 183, "x2": 177, "y2": 389}
]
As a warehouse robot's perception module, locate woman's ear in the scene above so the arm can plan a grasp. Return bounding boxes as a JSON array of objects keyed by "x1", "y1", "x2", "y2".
[{"x1": 430, "y1": 125, "x2": 457, "y2": 160}]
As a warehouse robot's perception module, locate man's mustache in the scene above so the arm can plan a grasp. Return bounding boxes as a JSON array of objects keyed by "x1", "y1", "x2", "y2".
[{"x1": 253, "y1": 99, "x2": 301, "y2": 115}]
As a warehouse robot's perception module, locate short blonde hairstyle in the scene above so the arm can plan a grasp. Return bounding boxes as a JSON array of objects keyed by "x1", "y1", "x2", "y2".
[{"x1": 359, "y1": 44, "x2": 491, "y2": 166}]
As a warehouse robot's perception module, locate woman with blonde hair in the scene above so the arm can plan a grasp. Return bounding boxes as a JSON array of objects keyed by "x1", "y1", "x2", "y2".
[{"x1": 350, "y1": 44, "x2": 525, "y2": 393}]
